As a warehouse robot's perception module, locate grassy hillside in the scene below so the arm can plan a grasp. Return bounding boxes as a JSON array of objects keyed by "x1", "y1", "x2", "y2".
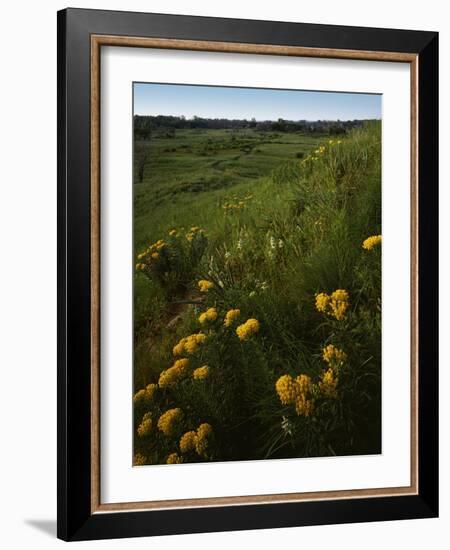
[{"x1": 133, "y1": 123, "x2": 382, "y2": 466}]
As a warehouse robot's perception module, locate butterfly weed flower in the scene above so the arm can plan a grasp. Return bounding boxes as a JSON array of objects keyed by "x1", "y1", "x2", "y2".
[
  {"x1": 133, "y1": 453, "x2": 147, "y2": 466},
  {"x1": 166, "y1": 452, "x2": 183, "y2": 464},
  {"x1": 322, "y1": 345, "x2": 347, "y2": 369},
  {"x1": 330, "y1": 289, "x2": 349, "y2": 320},
  {"x1": 315, "y1": 290, "x2": 349, "y2": 320},
  {"x1": 315, "y1": 292, "x2": 330, "y2": 313},
  {"x1": 236, "y1": 318, "x2": 260, "y2": 341},
  {"x1": 193, "y1": 365, "x2": 210, "y2": 380},
  {"x1": 275, "y1": 374, "x2": 298, "y2": 405},
  {"x1": 276, "y1": 374, "x2": 315, "y2": 417},
  {"x1": 195, "y1": 423, "x2": 213, "y2": 456},
  {"x1": 362, "y1": 235, "x2": 382, "y2": 250},
  {"x1": 157, "y1": 408, "x2": 183, "y2": 437},
  {"x1": 137, "y1": 412, "x2": 153, "y2": 437},
  {"x1": 133, "y1": 383, "x2": 157, "y2": 407},
  {"x1": 224, "y1": 308, "x2": 240, "y2": 327},
  {"x1": 184, "y1": 333, "x2": 206, "y2": 354},
  {"x1": 158, "y1": 358, "x2": 189, "y2": 388},
  {"x1": 172, "y1": 333, "x2": 207, "y2": 356},
  {"x1": 198, "y1": 307, "x2": 218, "y2": 325},
  {"x1": 294, "y1": 374, "x2": 315, "y2": 417},
  {"x1": 319, "y1": 368, "x2": 338, "y2": 398},
  {"x1": 180, "y1": 431, "x2": 198, "y2": 454},
  {"x1": 198, "y1": 279, "x2": 214, "y2": 292}
]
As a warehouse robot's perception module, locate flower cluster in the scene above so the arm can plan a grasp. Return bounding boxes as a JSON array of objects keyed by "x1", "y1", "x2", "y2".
[
  {"x1": 173, "y1": 333, "x2": 207, "y2": 356},
  {"x1": 133, "y1": 453, "x2": 146, "y2": 466},
  {"x1": 222, "y1": 201, "x2": 246, "y2": 211},
  {"x1": 198, "y1": 279, "x2": 214, "y2": 292},
  {"x1": 195, "y1": 423, "x2": 213, "y2": 456},
  {"x1": 319, "y1": 368, "x2": 338, "y2": 398},
  {"x1": 158, "y1": 358, "x2": 190, "y2": 388},
  {"x1": 179, "y1": 423, "x2": 214, "y2": 457},
  {"x1": 193, "y1": 365, "x2": 210, "y2": 380},
  {"x1": 236, "y1": 318, "x2": 260, "y2": 341},
  {"x1": 300, "y1": 140, "x2": 342, "y2": 166},
  {"x1": 224, "y1": 308, "x2": 240, "y2": 327},
  {"x1": 275, "y1": 373, "x2": 315, "y2": 417},
  {"x1": 362, "y1": 235, "x2": 382, "y2": 250},
  {"x1": 322, "y1": 344, "x2": 347, "y2": 368},
  {"x1": 166, "y1": 452, "x2": 183, "y2": 464},
  {"x1": 157, "y1": 408, "x2": 183, "y2": 436},
  {"x1": 179, "y1": 430, "x2": 198, "y2": 453},
  {"x1": 222, "y1": 194, "x2": 252, "y2": 212},
  {"x1": 133, "y1": 383, "x2": 157, "y2": 407},
  {"x1": 137, "y1": 412, "x2": 153, "y2": 437},
  {"x1": 186, "y1": 226, "x2": 206, "y2": 242},
  {"x1": 198, "y1": 307, "x2": 218, "y2": 325},
  {"x1": 315, "y1": 289, "x2": 349, "y2": 321},
  {"x1": 135, "y1": 239, "x2": 166, "y2": 270}
]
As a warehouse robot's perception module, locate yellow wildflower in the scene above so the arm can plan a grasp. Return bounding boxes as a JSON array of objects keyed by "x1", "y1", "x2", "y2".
[
  {"x1": 157, "y1": 408, "x2": 183, "y2": 436},
  {"x1": 135, "y1": 263, "x2": 146, "y2": 271},
  {"x1": 236, "y1": 318, "x2": 260, "y2": 341},
  {"x1": 193, "y1": 365, "x2": 210, "y2": 380},
  {"x1": 133, "y1": 383, "x2": 157, "y2": 407},
  {"x1": 319, "y1": 368, "x2": 338, "y2": 398},
  {"x1": 362, "y1": 235, "x2": 382, "y2": 250},
  {"x1": 322, "y1": 344, "x2": 347, "y2": 369},
  {"x1": 180, "y1": 430, "x2": 198, "y2": 454},
  {"x1": 151, "y1": 252, "x2": 159, "y2": 260},
  {"x1": 195, "y1": 423, "x2": 213, "y2": 456},
  {"x1": 198, "y1": 279, "x2": 214, "y2": 292},
  {"x1": 294, "y1": 394, "x2": 315, "y2": 417},
  {"x1": 137, "y1": 252, "x2": 146, "y2": 260},
  {"x1": 330, "y1": 289, "x2": 349, "y2": 320},
  {"x1": 198, "y1": 307, "x2": 217, "y2": 325},
  {"x1": 169, "y1": 229, "x2": 178, "y2": 236},
  {"x1": 133, "y1": 453, "x2": 146, "y2": 466},
  {"x1": 275, "y1": 374, "x2": 298, "y2": 405},
  {"x1": 173, "y1": 333, "x2": 207, "y2": 357},
  {"x1": 158, "y1": 358, "x2": 189, "y2": 388},
  {"x1": 137, "y1": 412, "x2": 152, "y2": 437},
  {"x1": 184, "y1": 336, "x2": 199, "y2": 354},
  {"x1": 294, "y1": 374, "x2": 314, "y2": 416},
  {"x1": 316, "y1": 290, "x2": 349, "y2": 320},
  {"x1": 195, "y1": 333, "x2": 207, "y2": 344},
  {"x1": 275, "y1": 373, "x2": 315, "y2": 417},
  {"x1": 224, "y1": 308, "x2": 240, "y2": 327},
  {"x1": 173, "y1": 340, "x2": 186, "y2": 356},
  {"x1": 315, "y1": 292, "x2": 330, "y2": 313},
  {"x1": 166, "y1": 452, "x2": 182, "y2": 464}
]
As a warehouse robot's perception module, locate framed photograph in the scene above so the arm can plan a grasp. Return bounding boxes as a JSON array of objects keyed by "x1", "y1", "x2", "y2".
[{"x1": 57, "y1": 8, "x2": 438, "y2": 541}]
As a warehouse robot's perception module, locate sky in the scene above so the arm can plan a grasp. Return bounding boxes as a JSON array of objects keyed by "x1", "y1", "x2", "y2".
[{"x1": 133, "y1": 82, "x2": 381, "y2": 122}]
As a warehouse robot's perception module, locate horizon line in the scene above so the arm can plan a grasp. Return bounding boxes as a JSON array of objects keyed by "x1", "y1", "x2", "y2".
[{"x1": 133, "y1": 113, "x2": 381, "y2": 123}]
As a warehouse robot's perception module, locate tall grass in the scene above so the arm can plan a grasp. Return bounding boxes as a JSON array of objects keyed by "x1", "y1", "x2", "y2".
[{"x1": 133, "y1": 122, "x2": 382, "y2": 465}]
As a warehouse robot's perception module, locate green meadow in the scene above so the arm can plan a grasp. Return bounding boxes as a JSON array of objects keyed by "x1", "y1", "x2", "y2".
[{"x1": 133, "y1": 123, "x2": 382, "y2": 466}]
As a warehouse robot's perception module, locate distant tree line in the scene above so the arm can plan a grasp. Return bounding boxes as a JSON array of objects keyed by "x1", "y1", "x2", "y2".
[{"x1": 134, "y1": 114, "x2": 373, "y2": 139}]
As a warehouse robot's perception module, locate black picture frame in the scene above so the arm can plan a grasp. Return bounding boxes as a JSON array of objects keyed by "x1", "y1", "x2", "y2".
[{"x1": 57, "y1": 7, "x2": 438, "y2": 541}]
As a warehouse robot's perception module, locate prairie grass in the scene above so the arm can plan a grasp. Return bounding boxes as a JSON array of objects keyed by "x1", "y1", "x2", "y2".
[{"x1": 133, "y1": 123, "x2": 382, "y2": 465}]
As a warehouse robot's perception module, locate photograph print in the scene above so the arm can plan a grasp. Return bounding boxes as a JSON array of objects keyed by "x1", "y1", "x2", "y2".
[{"x1": 132, "y1": 83, "x2": 382, "y2": 467}]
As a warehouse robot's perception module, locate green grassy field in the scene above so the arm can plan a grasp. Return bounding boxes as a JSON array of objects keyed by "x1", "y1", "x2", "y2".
[{"x1": 133, "y1": 124, "x2": 382, "y2": 466}]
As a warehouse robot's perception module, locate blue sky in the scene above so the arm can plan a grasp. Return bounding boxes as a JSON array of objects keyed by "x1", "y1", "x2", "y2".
[{"x1": 133, "y1": 82, "x2": 381, "y2": 121}]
